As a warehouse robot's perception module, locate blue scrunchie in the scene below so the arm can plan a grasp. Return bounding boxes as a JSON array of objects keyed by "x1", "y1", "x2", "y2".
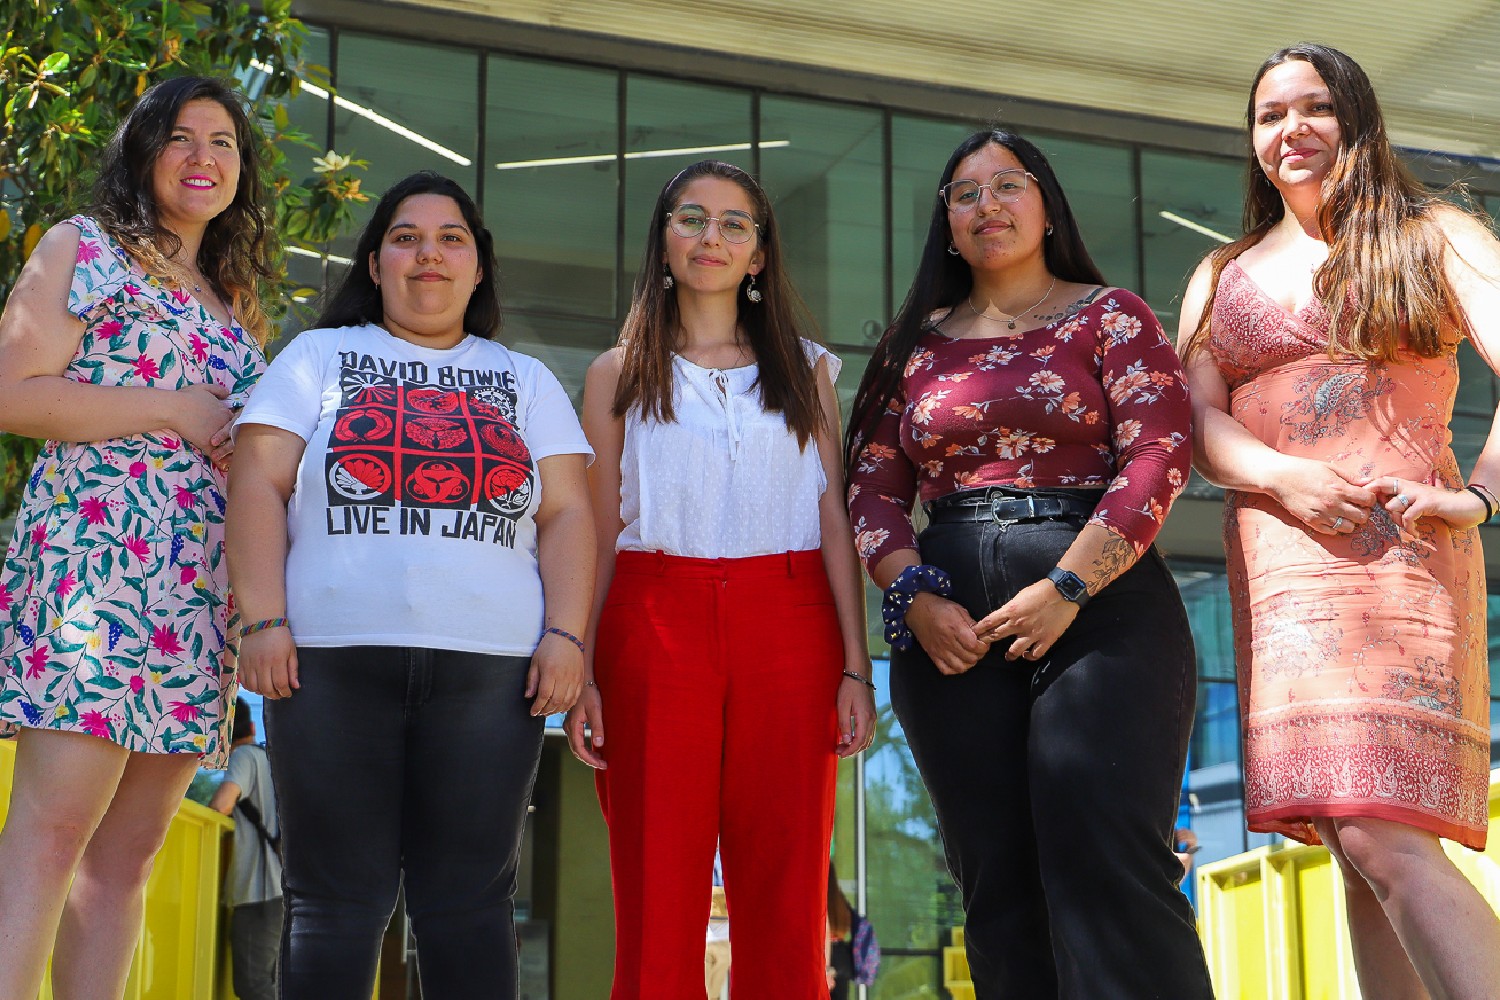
[{"x1": 882, "y1": 564, "x2": 954, "y2": 651}]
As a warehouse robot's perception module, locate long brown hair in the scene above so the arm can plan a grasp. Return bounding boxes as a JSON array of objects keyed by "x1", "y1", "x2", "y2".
[
  {"x1": 92, "y1": 76, "x2": 277, "y2": 345},
  {"x1": 1181, "y1": 43, "x2": 1469, "y2": 363},
  {"x1": 845, "y1": 129, "x2": 1105, "y2": 479},
  {"x1": 613, "y1": 160, "x2": 823, "y2": 448}
]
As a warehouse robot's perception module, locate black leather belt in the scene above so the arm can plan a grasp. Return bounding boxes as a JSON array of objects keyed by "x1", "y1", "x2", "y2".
[{"x1": 924, "y1": 488, "x2": 1098, "y2": 525}]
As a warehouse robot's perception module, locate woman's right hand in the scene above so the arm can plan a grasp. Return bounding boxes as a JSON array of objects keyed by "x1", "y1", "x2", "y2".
[
  {"x1": 237, "y1": 627, "x2": 299, "y2": 700},
  {"x1": 172, "y1": 382, "x2": 236, "y2": 466},
  {"x1": 1265, "y1": 455, "x2": 1375, "y2": 536},
  {"x1": 907, "y1": 592, "x2": 990, "y2": 675},
  {"x1": 564, "y1": 684, "x2": 607, "y2": 769}
]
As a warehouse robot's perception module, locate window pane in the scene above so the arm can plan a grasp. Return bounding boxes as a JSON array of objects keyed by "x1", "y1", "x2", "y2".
[
  {"x1": 1037, "y1": 135, "x2": 1138, "y2": 294},
  {"x1": 1140, "y1": 150, "x2": 1243, "y2": 330},
  {"x1": 332, "y1": 34, "x2": 480, "y2": 251},
  {"x1": 759, "y1": 96, "x2": 885, "y2": 353},
  {"x1": 865, "y1": 657, "x2": 952, "y2": 998},
  {"x1": 498, "y1": 312, "x2": 617, "y2": 405},
  {"x1": 487, "y1": 56, "x2": 618, "y2": 320},
  {"x1": 889, "y1": 116, "x2": 972, "y2": 308},
  {"x1": 620, "y1": 76, "x2": 751, "y2": 299}
]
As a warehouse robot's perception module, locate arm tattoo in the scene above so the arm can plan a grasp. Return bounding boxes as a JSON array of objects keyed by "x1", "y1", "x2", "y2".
[{"x1": 1084, "y1": 533, "x2": 1137, "y2": 596}]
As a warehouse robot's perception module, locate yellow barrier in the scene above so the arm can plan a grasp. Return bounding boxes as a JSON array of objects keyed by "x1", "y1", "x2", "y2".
[
  {"x1": 0, "y1": 737, "x2": 233, "y2": 999},
  {"x1": 1197, "y1": 767, "x2": 1500, "y2": 1000}
]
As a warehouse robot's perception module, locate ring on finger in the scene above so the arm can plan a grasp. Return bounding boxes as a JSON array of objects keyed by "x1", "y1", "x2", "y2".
[
  {"x1": 1396, "y1": 493, "x2": 1411, "y2": 508},
  {"x1": 1331, "y1": 516, "x2": 1345, "y2": 531}
]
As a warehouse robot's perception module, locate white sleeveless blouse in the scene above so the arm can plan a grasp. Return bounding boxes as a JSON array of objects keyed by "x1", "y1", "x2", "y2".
[{"x1": 618, "y1": 340, "x2": 840, "y2": 558}]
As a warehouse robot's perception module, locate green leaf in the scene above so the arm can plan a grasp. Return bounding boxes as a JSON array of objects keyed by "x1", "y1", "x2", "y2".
[{"x1": 39, "y1": 52, "x2": 70, "y2": 75}]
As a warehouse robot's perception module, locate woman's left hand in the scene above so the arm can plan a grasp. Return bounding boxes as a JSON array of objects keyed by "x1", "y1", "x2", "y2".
[
  {"x1": 835, "y1": 672, "x2": 877, "y2": 758},
  {"x1": 1368, "y1": 476, "x2": 1488, "y2": 531},
  {"x1": 972, "y1": 578, "x2": 1080, "y2": 662},
  {"x1": 526, "y1": 631, "x2": 585, "y2": 717}
]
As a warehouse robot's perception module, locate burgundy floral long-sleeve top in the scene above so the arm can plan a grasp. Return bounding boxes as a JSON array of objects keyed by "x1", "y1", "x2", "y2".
[{"x1": 847, "y1": 289, "x2": 1192, "y2": 572}]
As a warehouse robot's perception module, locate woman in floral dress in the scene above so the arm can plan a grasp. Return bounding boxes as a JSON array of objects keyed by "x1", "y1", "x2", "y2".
[
  {"x1": 1180, "y1": 43, "x2": 1500, "y2": 998},
  {"x1": 0, "y1": 76, "x2": 272, "y2": 998},
  {"x1": 844, "y1": 128, "x2": 1212, "y2": 998}
]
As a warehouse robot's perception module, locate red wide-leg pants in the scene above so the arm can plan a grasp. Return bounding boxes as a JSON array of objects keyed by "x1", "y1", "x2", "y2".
[{"x1": 595, "y1": 549, "x2": 842, "y2": 1000}]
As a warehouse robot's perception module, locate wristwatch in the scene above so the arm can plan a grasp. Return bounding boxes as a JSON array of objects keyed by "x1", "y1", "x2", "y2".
[{"x1": 1046, "y1": 567, "x2": 1091, "y2": 608}]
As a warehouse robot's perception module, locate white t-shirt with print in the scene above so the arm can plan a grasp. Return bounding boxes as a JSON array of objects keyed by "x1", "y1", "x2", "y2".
[{"x1": 237, "y1": 324, "x2": 591, "y2": 655}]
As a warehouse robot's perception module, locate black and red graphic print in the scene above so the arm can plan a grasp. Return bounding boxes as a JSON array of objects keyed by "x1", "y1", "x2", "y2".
[{"x1": 325, "y1": 356, "x2": 533, "y2": 521}]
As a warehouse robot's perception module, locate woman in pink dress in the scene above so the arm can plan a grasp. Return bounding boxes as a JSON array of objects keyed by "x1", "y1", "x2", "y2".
[
  {"x1": 1180, "y1": 42, "x2": 1500, "y2": 998},
  {"x1": 0, "y1": 77, "x2": 272, "y2": 997}
]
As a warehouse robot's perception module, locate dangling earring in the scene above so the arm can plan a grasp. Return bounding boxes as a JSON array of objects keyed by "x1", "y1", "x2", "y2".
[
  {"x1": 745, "y1": 273, "x2": 762, "y2": 304},
  {"x1": 947, "y1": 243, "x2": 960, "y2": 256},
  {"x1": 662, "y1": 263, "x2": 674, "y2": 290},
  {"x1": 1045, "y1": 224, "x2": 1054, "y2": 236}
]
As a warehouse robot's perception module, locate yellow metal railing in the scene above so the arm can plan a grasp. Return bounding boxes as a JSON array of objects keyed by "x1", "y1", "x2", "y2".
[{"x1": 0, "y1": 737, "x2": 233, "y2": 999}]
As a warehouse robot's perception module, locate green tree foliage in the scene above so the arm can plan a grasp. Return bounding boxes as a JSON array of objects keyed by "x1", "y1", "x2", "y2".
[{"x1": 0, "y1": 0, "x2": 369, "y2": 516}]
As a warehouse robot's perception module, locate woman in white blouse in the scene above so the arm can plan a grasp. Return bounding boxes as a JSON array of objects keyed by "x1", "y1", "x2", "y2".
[{"x1": 564, "y1": 159, "x2": 874, "y2": 999}]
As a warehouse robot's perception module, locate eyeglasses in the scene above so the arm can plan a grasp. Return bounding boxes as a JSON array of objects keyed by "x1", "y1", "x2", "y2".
[
  {"x1": 666, "y1": 208, "x2": 760, "y2": 244},
  {"x1": 939, "y1": 169, "x2": 1037, "y2": 211}
]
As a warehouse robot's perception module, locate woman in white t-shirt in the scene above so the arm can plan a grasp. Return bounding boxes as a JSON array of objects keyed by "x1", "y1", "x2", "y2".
[
  {"x1": 226, "y1": 171, "x2": 594, "y2": 999},
  {"x1": 563, "y1": 159, "x2": 875, "y2": 999}
]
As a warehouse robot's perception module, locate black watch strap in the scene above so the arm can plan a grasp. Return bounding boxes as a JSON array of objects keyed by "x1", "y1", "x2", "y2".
[{"x1": 1047, "y1": 567, "x2": 1091, "y2": 608}]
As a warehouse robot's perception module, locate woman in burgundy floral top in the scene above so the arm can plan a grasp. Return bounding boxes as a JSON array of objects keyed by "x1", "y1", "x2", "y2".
[{"x1": 845, "y1": 128, "x2": 1211, "y2": 997}]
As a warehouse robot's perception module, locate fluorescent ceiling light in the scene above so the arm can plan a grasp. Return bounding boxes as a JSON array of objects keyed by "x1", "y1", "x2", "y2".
[
  {"x1": 252, "y1": 61, "x2": 471, "y2": 167},
  {"x1": 1158, "y1": 211, "x2": 1234, "y2": 244},
  {"x1": 286, "y1": 245, "x2": 355, "y2": 266},
  {"x1": 495, "y1": 140, "x2": 790, "y2": 171}
]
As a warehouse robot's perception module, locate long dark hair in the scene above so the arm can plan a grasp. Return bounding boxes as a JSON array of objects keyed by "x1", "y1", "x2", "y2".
[
  {"x1": 317, "y1": 171, "x2": 502, "y2": 339},
  {"x1": 92, "y1": 76, "x2": 276, "y2": 344},
  {"x1": 613, "y1": 160, "x2": 823, "y2": 448},
  {"x1": 844, "y1": 129, "x2": 1105, "y2": 476},
  {"x1": 1182, "y1": 43, "x2": 1468, "y2": 363}
]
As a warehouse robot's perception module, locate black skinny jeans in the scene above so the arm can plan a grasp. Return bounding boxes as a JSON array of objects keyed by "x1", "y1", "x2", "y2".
[
  {"x1": 891, "y1": 503, "x2": 1215, "y2": 999},
  {"x1": 264, "y1": 646, "x2": 543, "y2": 1000}
]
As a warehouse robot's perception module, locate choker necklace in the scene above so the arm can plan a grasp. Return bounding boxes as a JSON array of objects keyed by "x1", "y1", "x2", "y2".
[{"x1": 967, "y1": 276, "x2": 1058, "y2": 330}]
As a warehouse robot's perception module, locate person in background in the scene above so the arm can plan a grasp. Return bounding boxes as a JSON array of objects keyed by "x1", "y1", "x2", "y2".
[
  {"x1": 826, "y1": 863, "x2": 856, "y2": 1000},
  {"x1": 845, "y1": 127, "x2": 1213, "y2": 998},
  {"x1": 0, "y1": 75, "x2": 272, "y2": 999},
  {"x1": 1179, "y1": 42, "x2": 1500, "y2": 999},
  {"x1": 565, "y1": 159, "x2": 875, "y2": 999},
  {"x1": 1172, "y1": 827, "x2": 1199, "y2": 886},
  {"x1": 704, "y1": 852, "x2": 730, "y2": 1000},
  {"x1": 228, "y1": 170, "x2": 594, "y2": 999},
  {"x1": 210, "y1": 696, "x2": 282, "y2": 1000}
]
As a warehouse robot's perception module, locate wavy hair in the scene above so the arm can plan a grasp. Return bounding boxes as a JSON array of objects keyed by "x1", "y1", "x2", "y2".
[
  {"x1": 316, "y1": 171, "x2": 502, "y2": 339},
  {"x1": 613, "y1": 160, "x2": 823, "y2": 447},
  {"x1": 91, "y1": 76, "x2": 277, "y2": 344},
  {"x1": 1181, "y1": 43, "x2": 1470, "y2": 363},
  {"x1": 844, "y1": 128, "x2": 1105, "y2": 477}
]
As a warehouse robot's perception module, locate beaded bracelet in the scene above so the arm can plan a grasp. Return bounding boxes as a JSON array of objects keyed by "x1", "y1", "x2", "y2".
[
  {"x1": 1467, "y1": 484, "x2": 1497, "y2": 522},
  {"x1": 842, "y1": 669, "x2": 877, "y2": 691},
  {"x1": 544, "y1": 626, "x2": 586, "y2": 654},
  {"x1": 240, "y1": 618, "x2": 289, "y2": 637},
  {"x1": 881, "y1": 564, "x2": 954, "y2": 652}
]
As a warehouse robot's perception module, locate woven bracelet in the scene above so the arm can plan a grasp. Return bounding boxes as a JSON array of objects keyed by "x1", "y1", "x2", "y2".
[
  {"x1": 240, "y1": 618, "x2": 289, "y2": 637},
  {"x1": 544, "y1": 626, "x2": 586, "y2": 654}
]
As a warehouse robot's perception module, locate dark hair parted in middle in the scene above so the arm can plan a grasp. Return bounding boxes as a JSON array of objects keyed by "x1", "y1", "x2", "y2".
[
  {"x1": 317, "y1": 170, "x2": 503, "y2": 339},
  {"x1": 844, "y1": 128, "x2": 1104, "y2": 478},
  {"x1": 1180, "y1": 42, "x2": 1473, "y2": 364},
  {"x1": 612, "y1": 160, "x2": 824, "y2": 448},
  {"x1": 91, "y1": 75, "x2": 277, "y2": 344}
]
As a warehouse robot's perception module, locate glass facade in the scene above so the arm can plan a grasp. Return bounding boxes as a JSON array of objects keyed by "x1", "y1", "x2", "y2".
[{"x1": 274, "y1": 23, "x2": 1500, "y2": 998}]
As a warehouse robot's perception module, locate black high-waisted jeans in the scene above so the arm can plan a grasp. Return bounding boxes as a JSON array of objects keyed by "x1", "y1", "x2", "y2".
[
  {"x1": 264, "y1": 646, "x2": 543, "y2": 1000},
  {"x1": 890, "y1": 495, "x2": 1215, "y2": 999}
]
